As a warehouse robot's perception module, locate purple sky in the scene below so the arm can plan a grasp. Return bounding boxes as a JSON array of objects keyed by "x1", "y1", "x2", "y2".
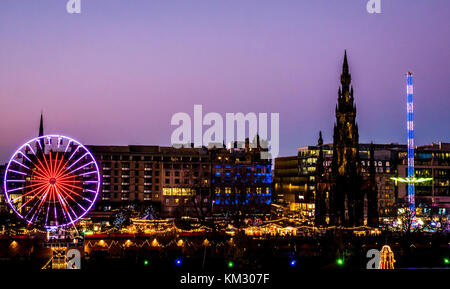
[{"x1": 0, "y1": 0, "x2": 449, "y2": 162}]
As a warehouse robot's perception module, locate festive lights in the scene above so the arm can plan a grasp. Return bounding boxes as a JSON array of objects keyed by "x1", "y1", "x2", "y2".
[
  {"x1": 390, "y1": 177, "x2": 433, "y2": 183},
  {"x1": 406, "y1": 72, "x2": 416, "y2": 219},
  {"x1": 3, "y1": 135, "x2": 100, "y2": 229},
  {"x1": 9, "y1": 241, "x2": 18, "y2": 249},
  {"x1": 379, "y1": 245, "x2": 395, "y2": 269},
  {"x1": 151, "y1": 238, "x2": 160, "y2": 247},
  {"x1": 390, "y1": 73, "x2": 428, "y2": 223}
]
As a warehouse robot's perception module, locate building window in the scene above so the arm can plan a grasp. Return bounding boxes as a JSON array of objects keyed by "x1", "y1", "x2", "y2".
[{"x1": 162, "y1": 188, "x2": 194, "y2": 196}]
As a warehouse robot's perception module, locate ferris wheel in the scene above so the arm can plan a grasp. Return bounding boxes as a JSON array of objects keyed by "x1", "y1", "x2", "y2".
[{"x1": 3, "y1": 135, "x2": 100, "y2": 230}]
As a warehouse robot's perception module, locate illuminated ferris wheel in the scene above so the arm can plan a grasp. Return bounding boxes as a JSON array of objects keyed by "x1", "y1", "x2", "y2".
[{"x1": 3, "y1": 135, "x2": 100, "y2": 230}]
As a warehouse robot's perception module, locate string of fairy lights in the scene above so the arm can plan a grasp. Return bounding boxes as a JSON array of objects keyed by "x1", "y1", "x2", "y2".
[{"x1": 83, "y1": 237, "x2": 234, "y2": 250}]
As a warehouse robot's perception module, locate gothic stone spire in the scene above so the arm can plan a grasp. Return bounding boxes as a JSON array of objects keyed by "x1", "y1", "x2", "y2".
[
  {"x1": 39, "y1": 112, "x2": 44, "y2": 137},
  {"x1": 331, "y1": 51, "x2": 362, "y2": 226}
]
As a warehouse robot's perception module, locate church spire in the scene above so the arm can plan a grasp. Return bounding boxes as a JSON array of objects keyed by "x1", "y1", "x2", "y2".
[
  {"x1": 316, "y1": 131, "x2": 324, "y2": 176},
  {"x1": 340, "y1": 50, "x2": 352, "y2": 92},
  {"x1": 39, "y1": 112, "x2": 44, "y2": 137},
  {"x1": 342, "y1": 50, "x2": 349, "y2": 74}
]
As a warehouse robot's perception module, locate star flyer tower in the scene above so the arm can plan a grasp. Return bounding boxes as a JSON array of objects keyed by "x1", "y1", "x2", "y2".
[
  {"x1": 406, "y1": 72, "x2": 415, "y2": 219},
  {"x1": 391, "y1": 72, "x2": 432, "y2": 225}
]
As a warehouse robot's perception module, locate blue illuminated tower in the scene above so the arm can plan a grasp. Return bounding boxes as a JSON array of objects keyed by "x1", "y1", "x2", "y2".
[
  {"x1": 391, "y1": 72, "x2": 432, "y2": 222},
  {"x1": 406, "y1": 72, "x2": 415, "y2": 218}
]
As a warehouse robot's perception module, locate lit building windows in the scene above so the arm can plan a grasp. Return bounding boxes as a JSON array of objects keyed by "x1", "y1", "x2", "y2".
[{"x1": 162, "y1": 188, "x2": 195, "y2": 196}]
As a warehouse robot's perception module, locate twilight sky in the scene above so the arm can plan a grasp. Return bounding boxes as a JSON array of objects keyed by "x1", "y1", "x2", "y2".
[{"x1": 0, "y1": 0, "x2": 449, "y2": 162}]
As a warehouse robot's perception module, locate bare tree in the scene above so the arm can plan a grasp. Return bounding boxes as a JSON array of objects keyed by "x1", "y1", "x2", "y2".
[{"x1": 175, "y1": 165, "x2": 211, "y2": 224}]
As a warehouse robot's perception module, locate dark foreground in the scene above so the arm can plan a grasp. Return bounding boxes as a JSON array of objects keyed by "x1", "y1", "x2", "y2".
[{"x1": 1, "y1": 230, "x2": 449, "y2": 271}]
